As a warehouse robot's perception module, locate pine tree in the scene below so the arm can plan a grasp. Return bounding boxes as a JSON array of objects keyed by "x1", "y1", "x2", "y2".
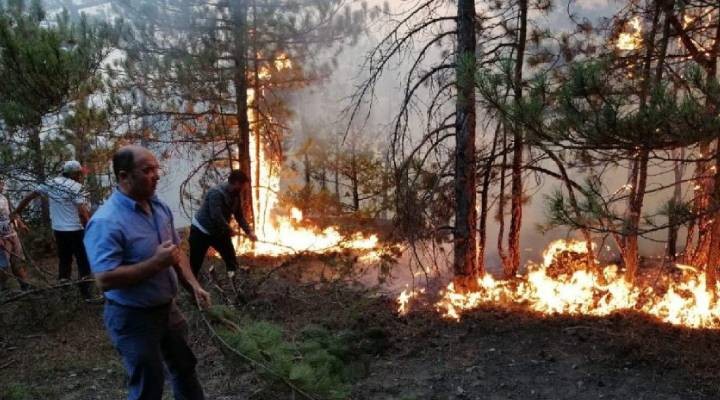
[
  {"x1": 107, "y1": 0, "x2": 371, "y2": 225},
  {"x1": 0, "y1": 0, "x2": 117, "y2": 217}
]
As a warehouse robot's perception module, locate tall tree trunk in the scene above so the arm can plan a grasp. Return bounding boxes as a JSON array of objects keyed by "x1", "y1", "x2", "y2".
[
  {"x1": 351, "y1": 153, "x2": 360, "y2": 211},
  {"x1": 678, "y1": 3, "x2": 720, "y2": 267},
  {"x1": 334, "y1": 147, "x2": 341, "y2": 212},
  {"x1": 700, "y1": 12, "x2": 720, "y2": 290},
  {"x1": 667, "y1": 148, "x2": 683, "y2": 263},
  {"x1": 625, "y1": 149, "x2": 649, "y2": 281},
  {"x1": 252, "y1": 0, "x2": 261, "y2": 211},
  {"x1": 381, "y1": 158, "x2": 390, "y2": 220},
  {"x1": 706, "y1": 143, "x2": 720, "y2": 293},
  {"x1": 304, "y1": 152, "x2": 312, "y2": 188},
  {"x1": 231, "y1": 0, "x2": 255, "y2": 230},
  {"x1": 320, "y1": 168, "x2": 327, "y2": 191},
  {"x1": 453, "y1": 0, "x2": 478, "y2": 286},
  {"x1": 478, "y1": 121, "x2": 501, "y2": 275},
  {"x1": 624, "y1": 2, "x2": 661, "y2": 281},
  {"x1": 507, "y1": 0, "x2": 528, "y2": 278},
  {"x1": 498, "y1": 128, "x2": 508, "y2": 270},
  {"x1": 655, "y1": 1, "x2": 679, "y2": 264},
  {"x1": 28, "y1": 125, "x2": 49, "y2": 222}
]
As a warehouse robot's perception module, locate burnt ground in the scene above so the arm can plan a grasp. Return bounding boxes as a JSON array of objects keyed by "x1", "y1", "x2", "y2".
[{"x1": 1, "y1": 256, "x2": 720, "y2": 400}]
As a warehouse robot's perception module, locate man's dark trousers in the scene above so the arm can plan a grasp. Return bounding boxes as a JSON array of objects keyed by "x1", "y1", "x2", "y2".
[
  {"x1": 188, "y1": 225, "x2": 238, "y2": 277},
  {"x1": 104, "y1": 301, "x2": 204, "y2": 400},
  {"x1": 53, "y1": 230, "x2": 92, "y2": 297}
]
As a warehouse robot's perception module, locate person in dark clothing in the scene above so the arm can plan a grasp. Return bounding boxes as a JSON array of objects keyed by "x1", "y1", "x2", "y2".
[{"x1": 189, "y1": 170, "x2": 257, "y2": 279}]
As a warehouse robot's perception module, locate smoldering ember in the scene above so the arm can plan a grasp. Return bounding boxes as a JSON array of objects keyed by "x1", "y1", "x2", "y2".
[{"x1": 2, "y1": 0, "x2": 720, "y2": 399}]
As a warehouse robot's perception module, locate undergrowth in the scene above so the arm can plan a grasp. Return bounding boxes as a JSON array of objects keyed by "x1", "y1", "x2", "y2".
[{"x1": 206, "y1": 306, "x2": 388, "y2": 400}]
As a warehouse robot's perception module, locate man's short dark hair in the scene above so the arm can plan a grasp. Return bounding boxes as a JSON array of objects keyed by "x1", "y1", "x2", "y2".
[
  {"x1": 113, "y1": 148, "x2": 136, "y2": 180},
  {"x1": 228, "y1": 170, "x2": 248, "y2": 184}
]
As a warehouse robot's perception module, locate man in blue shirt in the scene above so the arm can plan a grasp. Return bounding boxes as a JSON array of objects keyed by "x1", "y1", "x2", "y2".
[{"x1": 84, "y1": 145, "x2": 211, "y2": 400}]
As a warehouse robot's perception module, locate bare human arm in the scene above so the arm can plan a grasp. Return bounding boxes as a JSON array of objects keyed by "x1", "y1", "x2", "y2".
[
  {"x1": 233, "y1": 196, "x2": 257, "y2": 241},
  {"x1": 11, "y1": 191, "x2": 41, "y2": 219},
  {"x1": 77, "y1": 203, "x2": 90, "y2": 227},
  {"x1": 6, "y1": 198, "x2": 28, "y2": 233},
  {"x1": 172, "y1": 251, "x2": 211, "y2": 309}
]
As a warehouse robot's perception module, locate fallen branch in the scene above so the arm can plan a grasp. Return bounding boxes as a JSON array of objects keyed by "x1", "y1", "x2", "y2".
[{"x1": 0, "y1": 278, "x2": 94, "y2": 306}]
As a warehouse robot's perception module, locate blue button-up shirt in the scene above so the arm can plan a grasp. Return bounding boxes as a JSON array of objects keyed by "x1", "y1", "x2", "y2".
[{"x1": 84, "y1": 190, "x2": 179, "y2": 307}]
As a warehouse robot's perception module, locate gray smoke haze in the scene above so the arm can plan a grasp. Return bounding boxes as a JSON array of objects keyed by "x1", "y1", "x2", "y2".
[{"x1": 44, "y1": 0, "x2": 680, "y2": 270}]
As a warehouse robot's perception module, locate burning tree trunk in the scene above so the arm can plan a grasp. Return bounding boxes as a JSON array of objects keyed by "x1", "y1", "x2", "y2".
[
  {"x1": 453, "y1": 0, "x2": 478, "y2": 285},
  {"x1": 699, "y1": 15, "x2": 720, "y2": 288},
  {"x1": 624, "y1": 149, "x2": 649, "y2": 281},
  {"x1": 506, "y1": 0, "x2": 528, "y2": 278},
  {"x1": 667, "y1": 5, "x2": 720, "y2": 268},
  {"x1": 705, "y1": 146, "x2": 720, "y2": 293},
  {"x1": 231, "y1": 0, "x2": 255, "y2": 229},
  {"x1": 623, "y1": 1, "x2": 661, "y2": 281},
  {"x1": 252, "y1": 3, "x2": 262, "y2": 211}
]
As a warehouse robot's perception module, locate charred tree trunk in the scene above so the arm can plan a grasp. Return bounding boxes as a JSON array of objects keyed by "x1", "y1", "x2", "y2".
[
  {"x1": 231, "y1": 0, "x2": 255, "y2": 230},
  {"x1": 674, "y1": 3, "x2": 720, "y2": 267},
  {"x1": 453, "y1": 0, "x2": 478, "y2": 286},
  {"x1": 654, "y1": 2, "x2": 681, "y2": 264},
  {"x1": 506, "y1": 0, "x2": 528, "y2": 278},
  {"x1": 303, "y1": 152, "x2": 312, "y2": 188},
  {"x1": 351, "y1": 152, "x2": 360, "y2": 211},
  {"x1": 625, "y1": 149, "x2": 649, "y2": 281},
  {"x1": 667, "y1": 148, "x2": 684, "y2": 263},
  {"x1": 334, "y1": 149, "x2": 341, "y2": 212},
  {"x1": 623, "y1": 2, "x2": 661, "y2": 281},
  {"x1": 498, "y1": 128, "x2": 508, "y2": 270},
  {"x1": 319, "y1": 164, "x2": 327, "y2": 191},
  {"x1": 706, "y1": 145, "x2": 720, "y2": 293},
  {"x1": 699, "y1": 13, "x2": 720, "y2": 289}
]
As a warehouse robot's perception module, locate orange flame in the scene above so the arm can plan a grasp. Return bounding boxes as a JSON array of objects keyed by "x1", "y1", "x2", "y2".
[
  {"x1": 617, "y1": 17, "x2": 643, "y2": 51},
  {"x1": 236, "y1": 54, "x2": 380, "y2": 257},
  {"x1": 398, "y1": 239, "x2": 720, "y2": 329}
]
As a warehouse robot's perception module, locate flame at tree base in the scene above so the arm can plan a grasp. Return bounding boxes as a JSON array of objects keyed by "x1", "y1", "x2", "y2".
[
  {"x1": 235, "y1": 207, "x2": 380, "y2": 258},
  {"x1": 235, "y1": 52, "x2": 382, "y2": 260},
  {"x1": 398, "y1": 240, "x2": 720, "y2": 329}
]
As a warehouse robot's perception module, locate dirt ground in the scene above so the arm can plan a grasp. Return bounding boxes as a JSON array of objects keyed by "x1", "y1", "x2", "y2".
[{"x1": 1, "y1": 257, "x2": 719, "y2": 400}]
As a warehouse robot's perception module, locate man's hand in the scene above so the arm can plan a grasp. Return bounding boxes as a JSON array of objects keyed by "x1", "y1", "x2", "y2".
[
  {"x1": 154, "y1": 240, "x2": 180, "y2": 269},
  {"x1": 12, "y1": 218, "x2": 28, "y2": 234},
  {"x1": 193, "y1": 285, "x2": 211, "y2": 309},
  {"x1": 248, "y1": 232, "x2": 258, "y2": 242}
]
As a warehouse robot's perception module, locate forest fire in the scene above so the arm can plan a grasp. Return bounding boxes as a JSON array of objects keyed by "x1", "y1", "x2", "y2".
[
  {"x1": 616, "y1": 16, "x2": 643, "y2": 50},
  {"x1": 234, "y1": 54, "x2": 380, "y2": 257},
  {"x1": 399, "y1": 240, "x2": 720, "y2": 329}
]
